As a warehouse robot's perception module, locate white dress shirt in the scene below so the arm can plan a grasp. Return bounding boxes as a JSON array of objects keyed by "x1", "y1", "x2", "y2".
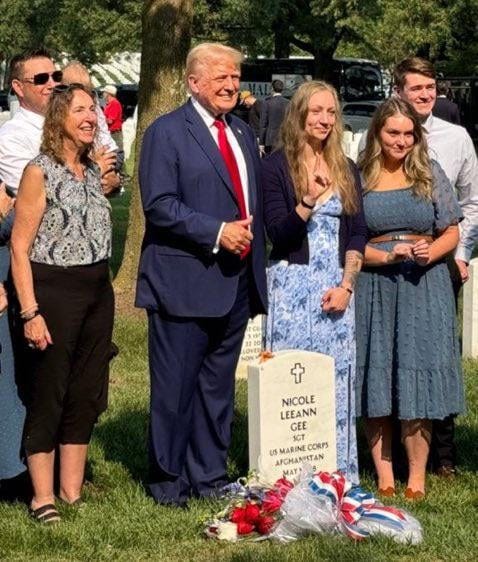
[
  {"x1": 358, "y1": 113, "x2": 478, "y2": 261},
  {"x1": 0, "y1": 107, "x2": 44, "y2": 193},
  {"x1": 191, "y1": 97, "x2": 251, "y2": 252},
  {"x1": 423, "y1": 114, "x2": 478, "y2": 262}
]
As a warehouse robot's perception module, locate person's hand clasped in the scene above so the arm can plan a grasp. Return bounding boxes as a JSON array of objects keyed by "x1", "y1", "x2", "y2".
[
  {"x1": 411, "y1": 239, "x2": 431, "y2": 266},
  {"x1": 220, "y1": 216, "x2": 253, "y2": 254},
  {"x1": 24, "y1": 314, "x2": 53, "y2": 351},
  {"x1": 321, "y1": 287, "x2": 351, "y2": 313},
  {"x1": 386, "y1": 242, "x2": 414, "y2": 263},
  {"x1": 455, "y1": 258, "x2": 469, "y2": 283}
]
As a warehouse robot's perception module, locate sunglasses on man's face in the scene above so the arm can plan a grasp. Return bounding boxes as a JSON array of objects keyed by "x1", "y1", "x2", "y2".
[{"x1": 23, "y1": 70, "x2": 63, "y2": 86}]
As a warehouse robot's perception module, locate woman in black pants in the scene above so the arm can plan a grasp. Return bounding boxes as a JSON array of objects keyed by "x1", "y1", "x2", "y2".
[{"x1": 11, "y1": 83, "x2": 113, "y2": 523}]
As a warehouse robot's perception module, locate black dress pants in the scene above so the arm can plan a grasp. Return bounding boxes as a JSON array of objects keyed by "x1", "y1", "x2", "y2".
[
  {"x1": 430, "y1": 257, "x2": 462, "y2": 470},
  {"x1": 22, "y1": 261, "x2": 114, "y2": 454}
]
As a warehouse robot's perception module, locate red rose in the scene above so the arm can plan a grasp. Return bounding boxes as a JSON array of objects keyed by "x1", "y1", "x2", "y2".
[
  {"x1": 274, "y1": 477, "x2": 294, "y2": 499},
  {"x1": 230, "y1": 507, "x2": 246, "y2": 523},
  {"x1": 244, "y1": 502, "x2": 261, "y2": 524},
  {"x1": 256, "y1": 515, "x2": 276, "y2": 535},
  {"x1": 236, "y1": 521, "x2": 255, "y2": 535},
  {"x1": 262, "y1": 490, "x2": 282, "y2": 513}
]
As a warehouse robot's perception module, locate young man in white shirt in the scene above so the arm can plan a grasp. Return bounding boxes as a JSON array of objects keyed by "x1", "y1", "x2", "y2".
[{"x1": 393, "y1": 57, "x2": 478, "y2": 477}]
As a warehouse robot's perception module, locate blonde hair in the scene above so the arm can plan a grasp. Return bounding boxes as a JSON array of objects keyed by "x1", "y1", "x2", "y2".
[
  {"x1": 358, "y1": 97, "x2": 432, "y2": 199},
  {"x1": 279, "y1": 80, "x2": 357, "y2": 215},
  {"x1": 185, "y1": 43, "x2": 243, "y2": 89},
  {"x1": 41, "y1": 84, "x2": 96, "y2": 164}
]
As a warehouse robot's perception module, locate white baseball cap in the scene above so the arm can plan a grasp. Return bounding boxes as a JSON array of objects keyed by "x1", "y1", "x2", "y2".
[{"x1": 103, "y1": 84, "x2": 117, "y2": 96}]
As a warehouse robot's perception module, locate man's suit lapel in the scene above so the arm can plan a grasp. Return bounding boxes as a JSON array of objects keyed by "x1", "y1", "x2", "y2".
[{"x1": 184, "y1": 100, "x2": 237, "y2": 201}]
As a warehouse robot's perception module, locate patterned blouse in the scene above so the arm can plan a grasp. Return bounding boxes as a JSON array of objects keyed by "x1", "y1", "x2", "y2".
[{"x1": 29, "y1": 153, "x2": 112, "y2": 266}]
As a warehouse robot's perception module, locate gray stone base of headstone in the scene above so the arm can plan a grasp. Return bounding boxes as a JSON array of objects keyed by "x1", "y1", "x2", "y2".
[
  {"x1": 248, "y1": 349, "x2": 337, "y2": 482},
  {"x1": 463, "y1": 257, "x2": 478, "y2": 358}
]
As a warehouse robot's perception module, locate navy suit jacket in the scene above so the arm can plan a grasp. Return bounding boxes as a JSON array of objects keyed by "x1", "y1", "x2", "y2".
[
  {"x1": 259, "y1": 95, "x2": 289, "y2": 148},
  {"x1": 135, "y1": 99, "x2": 267, "y2": 318}
]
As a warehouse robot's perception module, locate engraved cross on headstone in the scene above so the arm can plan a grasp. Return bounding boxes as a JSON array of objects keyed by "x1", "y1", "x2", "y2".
[{"x1": 290, "y1": 362, "x2": 305, "y2": 384}]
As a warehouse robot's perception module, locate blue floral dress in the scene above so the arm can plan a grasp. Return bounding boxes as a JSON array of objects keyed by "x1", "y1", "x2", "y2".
[{"x1": 265, "y1": 194, "x2": 359, "y2": 484}]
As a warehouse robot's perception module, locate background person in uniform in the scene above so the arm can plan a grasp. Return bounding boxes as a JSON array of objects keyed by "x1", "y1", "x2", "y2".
[
  {"x1": 259, "y1": 79, "x2": 289, "y2": 154},
  {"x1": 136, "y1": 42, "x2": 267, "y2": 507}
]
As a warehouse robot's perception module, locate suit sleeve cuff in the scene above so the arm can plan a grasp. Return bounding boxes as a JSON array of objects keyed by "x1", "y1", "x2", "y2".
[{"x1": 212, "y1": 222, "x2": 226, "y2": 254}]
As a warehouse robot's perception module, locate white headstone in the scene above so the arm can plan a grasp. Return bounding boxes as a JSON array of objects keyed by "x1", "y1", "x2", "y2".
[
  {"x1": 236, "y1": 315, "x2": 264, "y2": 379},
  {"x1": 463, "y1": 257, "x2": 478, "y2": 358},
  {"x1": 248, "y1": 350, "x2": 337, "y2": 481}
]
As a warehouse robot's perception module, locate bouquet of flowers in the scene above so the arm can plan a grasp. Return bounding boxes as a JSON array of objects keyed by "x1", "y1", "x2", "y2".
[
  {"x1": 205, "y1": 466, "x2": 422, "y2": 545},
  {"x1": 204, "y1": 475, "x2": 294, "y2": 542}
]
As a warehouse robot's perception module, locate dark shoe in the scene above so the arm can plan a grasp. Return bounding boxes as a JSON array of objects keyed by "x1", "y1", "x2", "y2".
[
  {"x1": 109, "y1": 342, "x2": 119, "y2": 360},
  {"x1": 436, "y1": 465, "x2": 457, "y2": 479},
  {"x1": 29, "y1": 503, "x2": 61, "y2": 524}
]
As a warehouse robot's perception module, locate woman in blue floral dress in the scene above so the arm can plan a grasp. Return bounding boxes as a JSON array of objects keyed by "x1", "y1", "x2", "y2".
[{"x1": 262, "y1": 81, "x2": 367, "y2": 484}]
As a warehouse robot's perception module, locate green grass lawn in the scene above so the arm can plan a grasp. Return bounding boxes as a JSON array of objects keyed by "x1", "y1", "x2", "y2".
[
  {"x1": 1, "y1": 319, "x2": 476, "y2": 561},
  {"x1": 1, "y1": 183, "x2": 477, "y2": 561}
]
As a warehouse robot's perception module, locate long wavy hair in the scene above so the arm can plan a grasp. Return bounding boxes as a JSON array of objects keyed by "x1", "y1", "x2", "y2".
[
  {"x1": 41, "y1": 83, "x2": 96, "y2": 164},
  {"x1": 278, "y1": 80, "x2": 357, "y2": 215},
  {"x1": 358, "y1": 97, "x2": 432, "y2": 199}
]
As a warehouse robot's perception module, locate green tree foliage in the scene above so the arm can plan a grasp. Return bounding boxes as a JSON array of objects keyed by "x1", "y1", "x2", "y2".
[{"x1": 0, "y1": 0, "x2": 142, "y2": 65}]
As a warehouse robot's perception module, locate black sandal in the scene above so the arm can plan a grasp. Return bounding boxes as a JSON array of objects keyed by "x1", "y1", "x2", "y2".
[{"x1": 29, "y1": 503, "x2": 61, "y2": 524}]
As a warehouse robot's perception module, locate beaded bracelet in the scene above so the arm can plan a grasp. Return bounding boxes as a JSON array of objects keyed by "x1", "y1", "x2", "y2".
[{"x1": 20, "y1": 303, "x2": 39, "y2": 318}]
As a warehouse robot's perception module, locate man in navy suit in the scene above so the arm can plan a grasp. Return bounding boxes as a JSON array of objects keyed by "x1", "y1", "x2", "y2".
[
  {"x1": 136, "y1": 43, "x2": 267, "y2": 507},
  {"x1": 259, "y1": 79, "x2": 289, "y2": 153}
]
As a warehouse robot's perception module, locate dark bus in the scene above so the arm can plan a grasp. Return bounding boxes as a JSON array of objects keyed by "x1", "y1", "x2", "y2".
[{"x1": 240, "y1": 57, "x2": 385, "y2": 101}]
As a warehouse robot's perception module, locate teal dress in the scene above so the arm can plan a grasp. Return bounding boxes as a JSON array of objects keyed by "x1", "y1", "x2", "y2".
[
  {"x1": 355, "y1": 161, "x2": 464, "y2": 420},
  {"x1": 0, "y1": 214, "x2": 26, "y2": 479}
]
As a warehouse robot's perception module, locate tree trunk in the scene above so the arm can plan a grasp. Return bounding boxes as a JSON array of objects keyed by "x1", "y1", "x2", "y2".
[
  {"x1": 273, "y1": 21, "x2": 290, "y2": 59},
  {"x1": 114, "y1": 0, "x2": 193, "y2": 313},
  {"x1": 312, "y1": 49, "x2": 336, "y2": 83}
]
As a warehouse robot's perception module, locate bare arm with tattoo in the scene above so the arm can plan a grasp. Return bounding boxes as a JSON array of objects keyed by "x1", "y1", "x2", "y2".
[{"x1": 321, "y1": 250, "x2": 363, "y2": 313}]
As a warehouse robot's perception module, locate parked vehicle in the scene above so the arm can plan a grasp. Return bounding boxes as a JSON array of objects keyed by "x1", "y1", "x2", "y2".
[
  {"x1": 240, "y1": 57, "x2": 385, "y2": 102},
  {"x1": 341, "y1": 100, "x2": 382, "y2": 133}
]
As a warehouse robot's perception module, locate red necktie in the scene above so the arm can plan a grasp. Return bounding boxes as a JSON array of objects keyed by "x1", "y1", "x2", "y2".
[{"x1": 213, "y1": 119, "x2": 250, "y2": 258}]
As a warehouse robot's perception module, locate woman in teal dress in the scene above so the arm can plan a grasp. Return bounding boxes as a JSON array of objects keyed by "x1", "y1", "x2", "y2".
[{"x1": 355, "y1": 98, "x2": 463, "y2": 499}]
